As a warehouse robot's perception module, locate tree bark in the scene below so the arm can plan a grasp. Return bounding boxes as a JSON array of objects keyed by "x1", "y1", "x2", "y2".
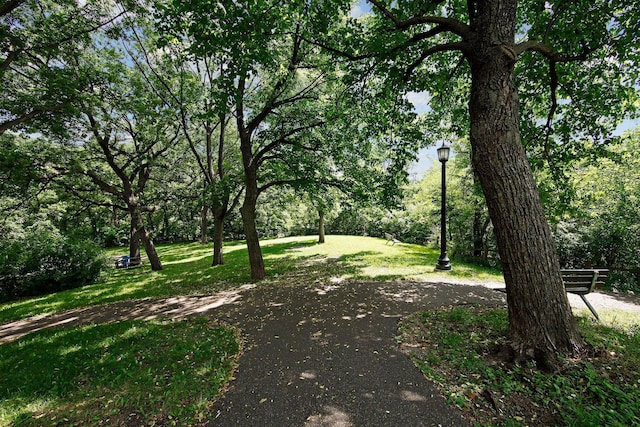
[
  {"x1": 130, "y1": 209, "x2": 163, "y2": 271},
  {"x1": 138, "y1": 225, "x2": 162, "y2": 271},
  {"x1": 318, "y1": 209, "x2": 325, "y2": 243},
  {"x1": 239, "y1": 121, "x2": 265, "y2": 279},
  {"x1": 240, "y1": 190, "x2": 265, "y2": 280},
  {"x1": 212, "y1": 206, "x2": 226, "y2": 266},
  {"x1": 129, "y1": 222, "x2": 141, "y2": 261},
  {"x1": 472, "y1": 209, "x2": 490, "y2": 259},
  {"x1": 467, "y1": 0, "x2": 582, "y2": 364},
  {"x1": 201, "y1": 205, "x2": 209, "y2": 244}
]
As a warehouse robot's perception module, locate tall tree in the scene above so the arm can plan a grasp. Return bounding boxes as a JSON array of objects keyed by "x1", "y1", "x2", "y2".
[
  {"x1": 64, "y1": 42, "x2": 184, "y2": 270},
  {"x1": 132, "y1": 23, "x2": 244, "y2": 265},
  {"x1": 158, "y1": 1, "x2": 357, "y2": 279},
  {"x1": 322, "y1": 0, "x2": 639, "y2": 364}
]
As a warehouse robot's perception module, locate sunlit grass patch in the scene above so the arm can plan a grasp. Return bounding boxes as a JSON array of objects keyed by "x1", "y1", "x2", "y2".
[
  {"x1": 581, "y1": 308, "x2": 640, "y2": 333},
  {"x1": 0, "y1": 318, "x2": 241, "y2": 427},
  {"x1": 0, "y1": 235, "x2": 504, "y2": 324}
]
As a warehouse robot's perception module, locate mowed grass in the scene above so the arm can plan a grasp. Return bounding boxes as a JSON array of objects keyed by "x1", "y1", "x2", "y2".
[
  {"x1": 1, "y1": 235, "x2": 639, "y2": 426},
  {"x1": 0, "y1": 318, "x2": 240, "y2": 427},
  {"x1": 0, "y1": 235, "x2": 502, "y2": 324}
]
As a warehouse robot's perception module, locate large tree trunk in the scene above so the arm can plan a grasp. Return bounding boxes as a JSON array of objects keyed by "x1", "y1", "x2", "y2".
[
  {"x1": 212, "y1": 206, "x2": 226, "y2": 266},
  {"x1": 468, "y1": 0, "x2": 582, "y2": 365},
  {"x1": 318, "y1": 209, "x2": 325, "y2": 244},
  {"x1": 239, "y1": 130, "x2": 265, "y2": 279},
  {"x1": 139, "y1": 225, "x2": 162, "y2": 271},
  {"x1": 129, "y1": 220, "x2": 141, "y2": 260}
]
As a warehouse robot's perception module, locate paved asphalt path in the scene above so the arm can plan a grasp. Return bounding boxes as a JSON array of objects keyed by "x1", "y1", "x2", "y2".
[
  {"x1": 7, "y1": 279, "x2": 636, "y2": 426},
  {"x1": 208, "y1": 280, "x2": 506, "y2": 426}
]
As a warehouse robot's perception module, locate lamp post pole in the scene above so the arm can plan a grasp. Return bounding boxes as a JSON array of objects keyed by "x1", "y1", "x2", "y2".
[{"x1": 436, "y1": 143, "x2": 452, "y2": 271}]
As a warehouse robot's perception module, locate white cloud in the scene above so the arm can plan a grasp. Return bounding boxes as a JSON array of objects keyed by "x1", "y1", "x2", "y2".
[
  {"x1": 404, "y1": 91, "x2": 431, "y2": 114},
  {"x1": 349, "y1": 1, "x2": 372, "y2": 18},
  {"x1": 349, "y1": 5, "x2": 364, "y2": 18}
]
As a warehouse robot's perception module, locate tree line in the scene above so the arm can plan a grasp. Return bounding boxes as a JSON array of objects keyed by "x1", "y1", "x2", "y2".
[{"x1": 1, "y1": 0, "x2": 639, "y2": 368}]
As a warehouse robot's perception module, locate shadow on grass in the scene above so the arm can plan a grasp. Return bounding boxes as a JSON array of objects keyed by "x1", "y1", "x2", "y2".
[
  {"x1": 0, "y1": 238, "x2": 323, "y2": 323},
  {"x1": 0, "y1": 236, "x2": 504, "y2": 324},
  {"x1": 0, "y1": 318, "x2": 239, "y2": 426}
]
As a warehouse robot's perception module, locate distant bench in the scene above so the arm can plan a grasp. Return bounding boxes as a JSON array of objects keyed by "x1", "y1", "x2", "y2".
[
  {"x1": 561, "y1": 269, "x2": 608, "y2": 321},
  {"x1": 114, "y1": 255, "x2": 143, "y2": 269},
  {"x1": 384, "y1": 232, "x2": 401, "y2": 246}
]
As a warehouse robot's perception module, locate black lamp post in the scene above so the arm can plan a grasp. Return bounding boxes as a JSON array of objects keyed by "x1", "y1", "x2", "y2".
[{"x1": 436, "y1": 142, "x2": 452, "y2": 271}]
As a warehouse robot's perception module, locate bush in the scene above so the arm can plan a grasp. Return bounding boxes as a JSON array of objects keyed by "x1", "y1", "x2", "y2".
[{"x1": 0, "y1": 228, "x2": 107, "y2": 302}]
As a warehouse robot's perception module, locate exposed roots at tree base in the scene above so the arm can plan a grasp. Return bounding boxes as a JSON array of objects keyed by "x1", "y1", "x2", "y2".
[
  {"x1": 490, "y1": 343, "x2": 563, "y2": 372},
  {"x1": 493, "y1": 340, "x2": 606, "y2": 372}
]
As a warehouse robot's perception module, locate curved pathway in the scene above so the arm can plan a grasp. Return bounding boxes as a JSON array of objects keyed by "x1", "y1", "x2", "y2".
[{"x1": 1, "y1": 280, "x2": 639, "y2": 426}]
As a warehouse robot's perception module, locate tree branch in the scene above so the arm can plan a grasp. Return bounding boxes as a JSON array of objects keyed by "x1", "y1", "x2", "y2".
[
  {"x1": 0, "y1": 0, "x2": 25, "y2": 18},
  {"x1": 0, "y1": 100, "x2": 71, "y2": 134},
  {"x1": 514, "y1": 41, "x2": 593, "y2": 62},
  {"x1": 84, "y1": 169, "x2": 122, "y2": 197},
  {"x1": 543, "y1": 59, "x2": 558, "y2": 147},
  {"x1": 246, "y1": 27, "x2": 305, "y2": 134},
  {"x1": 254, "y1": 120, "x2": 325, "y2": 164},
  {"x1": 367, "y1": 0, "x2": 471, "y2": 38},
  {"x1": 403, "y1": 42, "x2": 467, "y2": 81}
]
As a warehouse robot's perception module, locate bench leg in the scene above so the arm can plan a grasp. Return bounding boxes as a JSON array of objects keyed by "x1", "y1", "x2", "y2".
[{"x1": 579, "y1": 295, "x2": 600, "y2": 321}]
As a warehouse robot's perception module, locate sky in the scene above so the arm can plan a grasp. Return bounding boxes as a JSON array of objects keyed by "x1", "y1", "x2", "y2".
[{"x1": 349, "y1": 1, "x2": 372, "y2": 18}]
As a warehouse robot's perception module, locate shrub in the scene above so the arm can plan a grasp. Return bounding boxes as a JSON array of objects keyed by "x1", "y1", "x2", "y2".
[{"x1": 0, "y1": 228, "x2": 107, "y2": 302}]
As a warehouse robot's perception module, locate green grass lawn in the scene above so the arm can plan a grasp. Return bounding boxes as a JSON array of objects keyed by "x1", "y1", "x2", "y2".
[
  {"x1": 0, "y1": 235, "x2": 502, "y2": 324},
  {"x1": 0, "y1": 318, "x2": 240, "y2": 426},
  {"x1": 1, "y1": 235, "x2": 638, "y2": 427}
]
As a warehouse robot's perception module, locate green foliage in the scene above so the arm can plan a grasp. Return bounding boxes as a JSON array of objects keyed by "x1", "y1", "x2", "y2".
[
  {"x1": 551, "y1": 128, "x2": 640, "y2": 291},
  {"x1": 0, "y1": 318, "x2": 240, "y2": 426},
  {"x1": 0, "y1": 224, "x2": 107, "y2": 302},
  {"x1": 400, "y1": 307, "x2": 640, "y2": 426},
  {"x1": 0, "y1": 0, "x2": 127, "y2": 135}
]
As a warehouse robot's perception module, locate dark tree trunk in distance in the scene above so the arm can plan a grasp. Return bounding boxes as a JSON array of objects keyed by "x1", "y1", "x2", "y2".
[
  {"x1": 212, "y1": 206, "x2": 226, "y2": 266},
  {"x1": 318, "y1": 209, "x2": 325, "y2": 243},
  {"x1": 201, "y1": 205, "x2": 209, "y2": 244}
]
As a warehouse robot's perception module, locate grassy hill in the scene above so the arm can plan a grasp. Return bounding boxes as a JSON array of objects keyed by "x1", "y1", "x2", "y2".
[{"x1": 0, "y1": 235, "x2": 502, "y2": 324}]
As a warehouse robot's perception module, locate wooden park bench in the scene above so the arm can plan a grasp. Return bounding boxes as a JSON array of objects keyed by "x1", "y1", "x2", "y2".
[
  {"x1": 384, "y1": 232, "x2": 401, "y2": 246},
  {"x1": 561, "y1": 268, "x2": 608, "y2": 321},
  {"x1": 495, "y1": 268, "x2": 608, "y2": 321}
]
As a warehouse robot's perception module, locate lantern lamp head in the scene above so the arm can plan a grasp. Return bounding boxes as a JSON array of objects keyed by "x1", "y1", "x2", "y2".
[{"x1": 437, "y1": 143, "x2": 450, "y2": 163}]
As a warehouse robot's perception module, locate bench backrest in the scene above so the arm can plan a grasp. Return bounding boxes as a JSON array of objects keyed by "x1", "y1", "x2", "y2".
[
  {"x1": 384, "y1": 232, "x2": 394, "y2": 240},
  {"x1": 561, "y1": 269, "x2": 609, "y2": 294}
]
